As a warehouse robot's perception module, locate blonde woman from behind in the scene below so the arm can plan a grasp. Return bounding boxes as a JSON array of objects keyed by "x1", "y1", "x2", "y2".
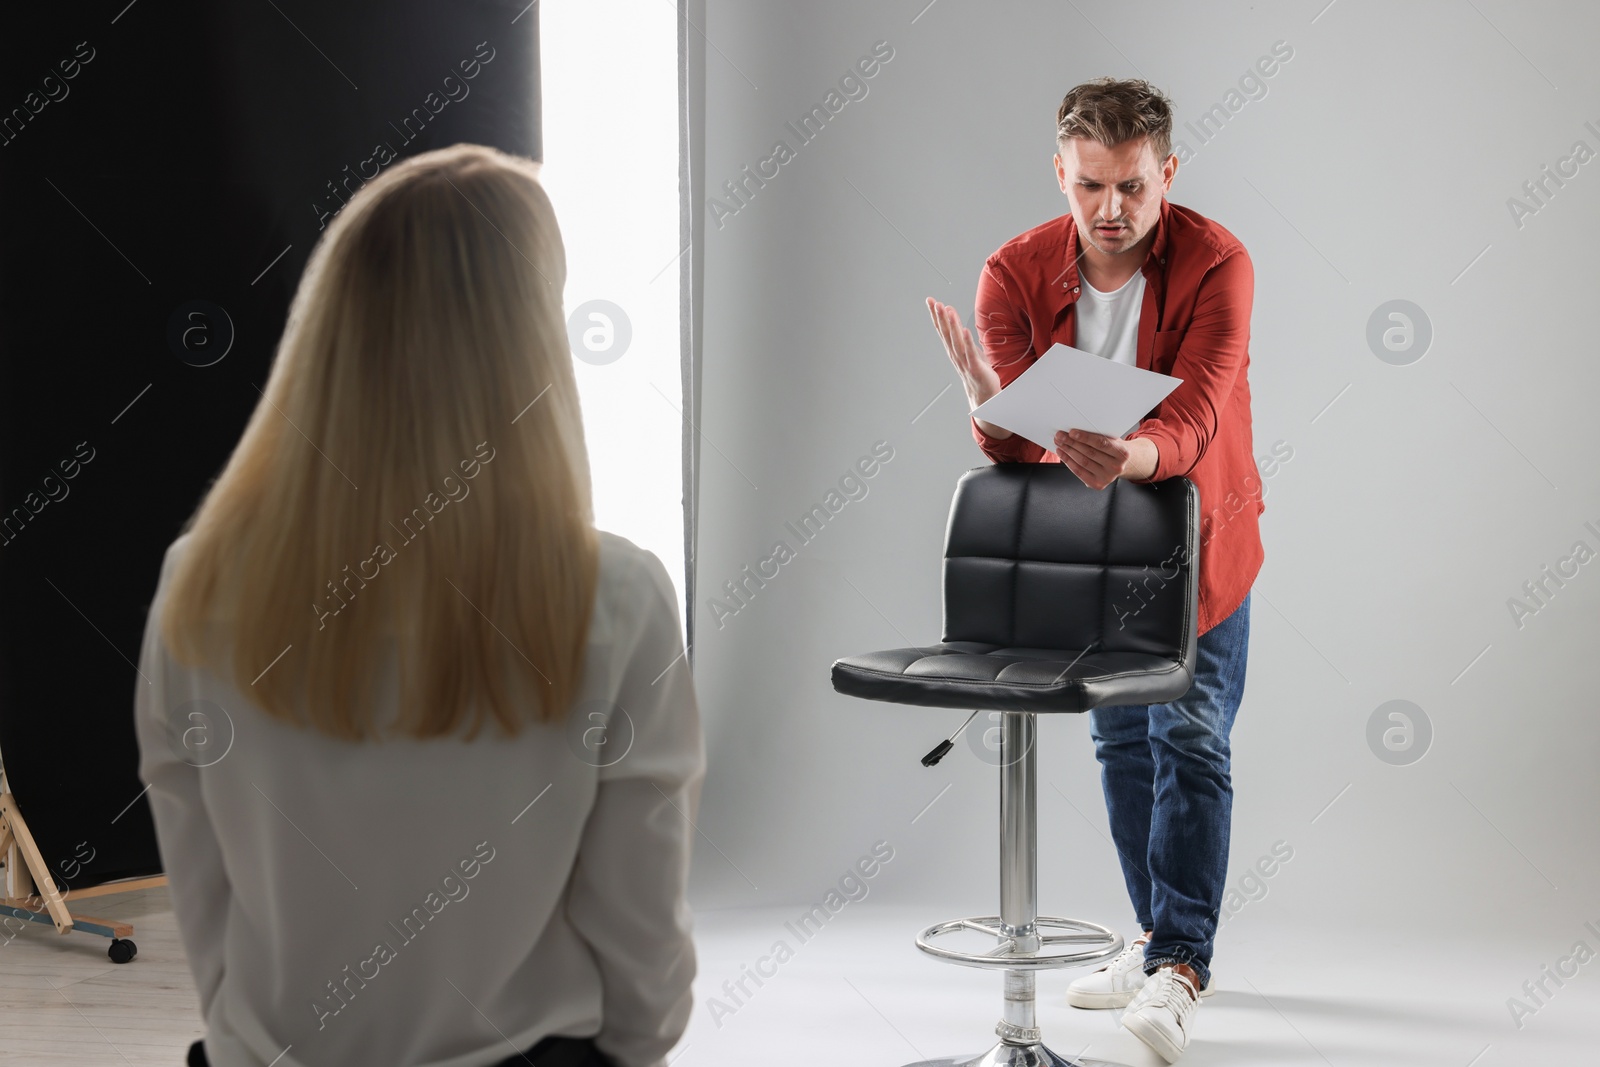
[{"x1": 134, "y1": 143, "x2": 703, "y2": 1067}]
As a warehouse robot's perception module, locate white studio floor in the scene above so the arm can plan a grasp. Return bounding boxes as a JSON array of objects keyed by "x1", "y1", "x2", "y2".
[{"x1": 1, "y1": 886, "x2": 1595, "y2": 1066}]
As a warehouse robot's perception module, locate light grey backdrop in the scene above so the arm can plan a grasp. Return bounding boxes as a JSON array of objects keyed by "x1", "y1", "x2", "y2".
[{"x1": 684, "y1": 0, "x2": 1600, "y2": 961}]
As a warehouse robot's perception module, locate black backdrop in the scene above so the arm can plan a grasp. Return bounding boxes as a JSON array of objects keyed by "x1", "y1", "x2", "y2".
[{"x1": 0, "y1": 1, "x2": 540, "y2": 893}]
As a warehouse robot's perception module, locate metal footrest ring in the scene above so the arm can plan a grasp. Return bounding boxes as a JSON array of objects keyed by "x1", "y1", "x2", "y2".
[{"x1": 915, "y1": 915, "x2": 1122, "y2": 971}]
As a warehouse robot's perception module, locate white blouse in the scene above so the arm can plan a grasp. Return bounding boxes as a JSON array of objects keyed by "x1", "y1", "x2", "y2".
[{"x1": 134, "y1": 530, "x2": 704, "y2": 1067}]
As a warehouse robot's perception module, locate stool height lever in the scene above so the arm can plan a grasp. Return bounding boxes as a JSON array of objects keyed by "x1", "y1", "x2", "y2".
[{"x1": 922, "y1": 710, "x2": 982, "y2": 767}]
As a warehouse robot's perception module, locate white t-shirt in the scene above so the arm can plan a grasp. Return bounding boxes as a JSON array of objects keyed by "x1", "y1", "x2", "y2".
[
  {"x1": 134, "y1": 530, "x2": 703, "y2": 1067},
  {"x1": 1074, "y1": 270, "x2": 1145, "y2": 366}
]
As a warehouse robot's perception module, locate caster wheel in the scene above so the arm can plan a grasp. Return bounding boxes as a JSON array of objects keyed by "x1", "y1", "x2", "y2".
[{"x1": 108, "y1": 938, "x2": 137, "y2": 964}]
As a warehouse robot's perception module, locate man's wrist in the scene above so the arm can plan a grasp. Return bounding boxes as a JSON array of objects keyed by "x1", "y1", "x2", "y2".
[{"x1": 1128, "y1": 435, "x2": 1161, "y2": 482}]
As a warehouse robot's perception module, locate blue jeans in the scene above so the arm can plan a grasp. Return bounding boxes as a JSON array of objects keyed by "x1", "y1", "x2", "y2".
[{"x1": 1087, "y1": 590, "x2": 1251, "y2": 991}]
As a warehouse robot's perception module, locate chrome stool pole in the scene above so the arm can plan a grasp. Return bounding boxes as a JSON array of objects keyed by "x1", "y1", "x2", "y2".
[
  {"x1": 999, "y1": 709, "x2": 1041, "y2": 1043},
  {"x1": 903, "y1": 713, "x2": 1126, "y2": 1067}
]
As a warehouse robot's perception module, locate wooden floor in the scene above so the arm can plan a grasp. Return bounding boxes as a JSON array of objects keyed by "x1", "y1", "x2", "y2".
[{"x1": 1, "y1": 886, "x2": 201, "y2": 1065}]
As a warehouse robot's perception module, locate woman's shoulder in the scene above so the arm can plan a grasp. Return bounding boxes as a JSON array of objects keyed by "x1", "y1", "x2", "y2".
[
  {"x1": 586, "y1": 532, "x2": 681, "y2": 695},
  {"x1": 151, "y1": 529, "x2": 196, "y2": 596},
  {"x1": 594, "y1": 529, "x2": 673, "y2": 604},
  {"x1": 593, "y1": 530, "x2": 677, "y2": 625}
]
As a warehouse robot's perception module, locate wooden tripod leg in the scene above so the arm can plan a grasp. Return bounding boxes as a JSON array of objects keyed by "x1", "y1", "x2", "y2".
[
  {"x1": 1, "y1": 816, "x2": 32, "y2": 901},
  {"x1": 0, "y1": 791, "x2": 70, "y2": 933}
]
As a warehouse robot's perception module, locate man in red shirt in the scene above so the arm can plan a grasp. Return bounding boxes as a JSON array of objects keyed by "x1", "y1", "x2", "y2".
[{"x1": 928, "y1": 77, "x2": 1263, "y2": 1063}]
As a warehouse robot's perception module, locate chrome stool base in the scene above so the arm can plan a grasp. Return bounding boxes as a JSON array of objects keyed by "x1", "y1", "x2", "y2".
[{"x1": 898, "y1": 1040, "x2": 1123, "y2": 1067}]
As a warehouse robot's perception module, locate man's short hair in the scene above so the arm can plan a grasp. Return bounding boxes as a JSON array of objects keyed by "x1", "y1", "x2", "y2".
[{"x1": 1056, "y1": 77, "x2": 1174, "y2": 163}]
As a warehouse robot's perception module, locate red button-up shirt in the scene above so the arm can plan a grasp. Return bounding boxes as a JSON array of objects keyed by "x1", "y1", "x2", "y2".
[{"x1": 971, "y1": 197, "x2": 1263, "y2": 635}]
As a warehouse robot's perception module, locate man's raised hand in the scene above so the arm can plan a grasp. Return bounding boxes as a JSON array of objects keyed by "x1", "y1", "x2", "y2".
[{"x1": 926, "y1": 298, "x2": 1010, "y2": 439}]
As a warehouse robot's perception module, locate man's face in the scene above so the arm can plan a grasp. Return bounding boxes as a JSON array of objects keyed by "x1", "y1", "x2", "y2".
[{"x1": 1054, "y1": 136, "x2": 1176, "y2": 257}]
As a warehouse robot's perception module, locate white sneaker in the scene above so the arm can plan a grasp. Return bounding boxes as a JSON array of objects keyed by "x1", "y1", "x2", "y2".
[
  {"x1": 1120, "y1": 964, "x2": 1200, "y2": 1063},
  {"x1": 1066, "y1": 936, "x2": 1151, "y2": 1008},
  {"x1": 1066, "y1": 937, "x2": 1216, "y2": 1009}
]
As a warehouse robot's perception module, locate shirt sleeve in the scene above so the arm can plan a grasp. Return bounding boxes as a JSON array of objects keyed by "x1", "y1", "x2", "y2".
[
  {"x1": 971, "y1": 257, "x2": 1052, "y2": 465},
  {"x1": 131, "y1": 539, "x2": 233, "y2": 1022},
  {"x1": 1127, "y1": 249, "x2": 1255, "y2": 481},
  {"x1": 565, "y1": 548, "x2": 705, "y2": 1067}
]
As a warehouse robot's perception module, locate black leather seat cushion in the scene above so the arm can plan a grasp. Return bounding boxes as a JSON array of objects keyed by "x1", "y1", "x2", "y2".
[{"x1": 831, "y1": 642, "x2": 1189, "y2": 714}]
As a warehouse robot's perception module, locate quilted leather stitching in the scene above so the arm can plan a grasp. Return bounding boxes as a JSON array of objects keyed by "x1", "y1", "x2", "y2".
[{"x1": 1007, "y1": 474, "x2": 1029, "y2": 648}]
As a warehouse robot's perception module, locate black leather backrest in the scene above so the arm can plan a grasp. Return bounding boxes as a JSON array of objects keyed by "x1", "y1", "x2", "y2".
[{"x1": 941, "y1": 465, "x2": 1199, "y2": 663}]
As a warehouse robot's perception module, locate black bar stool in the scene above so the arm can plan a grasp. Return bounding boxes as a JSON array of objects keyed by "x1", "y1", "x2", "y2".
[{"x1": 831, "y1": 463, "x2": 1199, "y2": 1067}]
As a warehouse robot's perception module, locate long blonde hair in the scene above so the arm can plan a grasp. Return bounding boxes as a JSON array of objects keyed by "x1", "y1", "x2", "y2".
[{"x1": 163, "y1": 143, "x2": 598, "y2": 741}]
